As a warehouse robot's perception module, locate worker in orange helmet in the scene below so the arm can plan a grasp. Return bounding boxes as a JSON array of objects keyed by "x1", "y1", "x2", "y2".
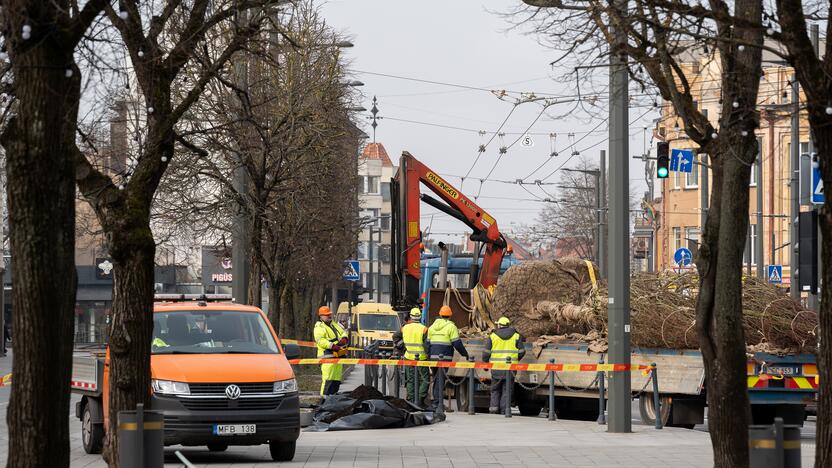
[
  {"x1": 426, "y1": 305, "x2": 468, "y2": 412},
  {"x1": 313, "y1": 306, "x2": 348, "y2": 395}
]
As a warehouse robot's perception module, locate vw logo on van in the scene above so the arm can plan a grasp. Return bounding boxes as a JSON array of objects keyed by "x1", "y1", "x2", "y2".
[{"x1": 225, "y1": 384, "x2": 241, "y2": 400}]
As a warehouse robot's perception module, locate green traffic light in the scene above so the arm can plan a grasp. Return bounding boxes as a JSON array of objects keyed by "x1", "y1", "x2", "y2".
[{"x1": 657, "y1": 167, "x2": 669, "y2": 178}]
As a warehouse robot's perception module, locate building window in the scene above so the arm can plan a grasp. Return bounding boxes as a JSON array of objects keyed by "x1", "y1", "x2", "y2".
[
  {"x1": 361, "y1": 209, "x2": 380, "y2": 228},
  {"x1": 364, "y1": 176, "x2": 380, "y2": 194},
  {"x1": 674, "y1": 166, "x2": 682, "y2": 190},
  {"x1": 750, "y1": 137, "x2": 762, "y2": 186},
  {"x1": 358, "y1": 242, "x2": 367, "y2": 260},
  {"x1": 685, "y1": 153, "x2": 699, "y2": 188},
  {"x1": 380, "y1": 215, "x2": 390, "y2": 230},
  {"x1": 744, "y1": 224, "x2": 758, "y2": 266},
  {"x1": 671, "y1": 227, "x2": 682, "y2": 262},
  {"x1": 685, "y1": 227, "x2": 700, "y2": 249},
  {"x1": 381, "y1": 182, "x2": 391, "y2": 202}
]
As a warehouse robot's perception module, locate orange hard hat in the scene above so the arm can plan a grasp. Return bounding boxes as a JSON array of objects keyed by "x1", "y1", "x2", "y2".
[
  {"x1": 439, "y1": 305, "x2": 453, "y2": 317},
  {"x1": 318, "y1": 306, "x2": 332, "y2": 316}
]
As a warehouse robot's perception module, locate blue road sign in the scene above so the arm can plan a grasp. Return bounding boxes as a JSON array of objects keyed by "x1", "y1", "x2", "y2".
[
  {"x1": 343, "y1": 260, "x2": 360, "y2": 281},
  {"x1": 812, "y1": 160, "x2": 825, "y2": 205},
  {"x1": 767, "y1": 265, "x2": 783, "y2": 284},
  {"x1": 671, "y1": 149, "x2": 695, "y2": 174},
  {"x1": 674, "y1": 247, "x2": 693, "y2": 267}
]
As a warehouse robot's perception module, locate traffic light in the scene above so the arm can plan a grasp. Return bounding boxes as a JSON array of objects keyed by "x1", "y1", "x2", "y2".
[{"x1": 657, "y1": 142, "x2": 670, "y2": 179}]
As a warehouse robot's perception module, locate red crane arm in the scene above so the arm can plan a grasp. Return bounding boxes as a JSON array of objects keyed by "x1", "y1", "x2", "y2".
[{"x1": 397, "y1": 151, "x2": 506, "y2": 290}]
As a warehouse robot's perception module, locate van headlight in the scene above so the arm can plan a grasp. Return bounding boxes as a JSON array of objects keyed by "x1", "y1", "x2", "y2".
[
  {"x1": 273, "y1": 379, "x2": 298, "y2": 394},
  {"x1": 151, "y1": 379, "x2": 190, "y2": 395}
]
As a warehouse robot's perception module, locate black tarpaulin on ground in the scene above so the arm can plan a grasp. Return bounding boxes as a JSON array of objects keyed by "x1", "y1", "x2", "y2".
[{"x1": 306, "y1": 385, "x2": 444, "y2": 432}]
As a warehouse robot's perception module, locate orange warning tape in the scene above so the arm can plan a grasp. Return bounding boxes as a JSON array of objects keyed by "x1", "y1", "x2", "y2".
[
  {"x1": 281, "y1": 338, "x2": 363, "y2": 352},
  {"x1": 287, "y1": 358, "x2": 650, "y2": 372}
]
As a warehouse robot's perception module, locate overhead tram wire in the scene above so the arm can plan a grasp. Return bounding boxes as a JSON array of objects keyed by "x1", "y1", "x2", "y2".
[{"x1": 462, "y1": 104, "x2": 519, "y2": 182}]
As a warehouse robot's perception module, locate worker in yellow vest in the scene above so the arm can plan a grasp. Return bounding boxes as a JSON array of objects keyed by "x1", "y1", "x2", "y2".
[
  {"x1": 314, "y1": 306, "x2": 348, "y2": 396},
  {"x1": 483, "y1": 316, "x2": 525, "y2": 414},
  {"x1": 393, "y1": 307, "x2": 429, "y2": 404},
  {"x1": 426, "y1": 305, "x2": 469, "y2": 412}
]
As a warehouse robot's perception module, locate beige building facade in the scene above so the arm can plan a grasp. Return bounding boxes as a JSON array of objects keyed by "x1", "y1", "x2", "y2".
[
  {"x1": 357, "y1": 142, "x2": 395, "y2": 303},
  {"x1": 654, "y1": 55, "x2": 814, "y2": 287}
]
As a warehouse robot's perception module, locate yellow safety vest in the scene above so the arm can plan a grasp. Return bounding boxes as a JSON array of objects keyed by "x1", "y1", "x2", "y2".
[
  {"x1": 427, "y1": 318, "x2": 460, "y2": 345},
  {"x1": 152, "y1": 337, "x2": 169, "y2": 348},
  {"x1": 489, "y1": 331, "x2": 520, "y2": 363},
  {"x1": 402, "y1": 322, "x2": 428, "y2": 360},
  {"x1": 313, "y1": 320, "x2": 348, "y2": 358}
]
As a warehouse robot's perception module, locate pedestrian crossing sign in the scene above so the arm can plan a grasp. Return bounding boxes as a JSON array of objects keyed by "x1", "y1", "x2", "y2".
[
  {"x1": 343, "y1": 260, "x2": 360, "y2": 281},
  {"x1": 767, "y1": 265, "x2": 783, "y2": 284}
]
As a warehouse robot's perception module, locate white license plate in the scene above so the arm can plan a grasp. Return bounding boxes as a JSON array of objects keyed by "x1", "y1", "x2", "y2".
[{"x1": 213, "y1": 424, "x2": 256, "y2": 435}]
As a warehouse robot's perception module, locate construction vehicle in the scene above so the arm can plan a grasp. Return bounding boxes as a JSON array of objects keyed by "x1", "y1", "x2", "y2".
[
  {"x1": 71, "y1": 295, "x2": 301, "y2": 461},
  {"x1": 336, "y1": 301, "x2": 401, "y2": 353},
  {"x1": 389, "y1": 151, "x2": 818, "y2": 426}
]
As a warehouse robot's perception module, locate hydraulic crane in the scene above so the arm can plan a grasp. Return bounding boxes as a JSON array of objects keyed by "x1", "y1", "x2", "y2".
[{"x1": 390, "y1": 151, "x2": 507, "y2": 311}]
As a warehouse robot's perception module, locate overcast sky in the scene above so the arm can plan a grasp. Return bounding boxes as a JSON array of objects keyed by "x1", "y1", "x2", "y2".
[{"x1": 321, "y1": 0, "x2": 657, "y2": 242}]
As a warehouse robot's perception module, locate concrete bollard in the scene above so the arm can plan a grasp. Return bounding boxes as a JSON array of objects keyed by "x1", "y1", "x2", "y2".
[
  {"x1": 505, "y1": 357, "x2": 512, "y2": 418},
  {"x1": 597, "y1": 359, "x2": 606, "y2": 425},
  {"x1": 118, "y1": 403, "x2": 163, "y2": 468},
  {"x1": 650, "y1": 363, "x2": 662, "y2": 430},
  {"x1": 548, "y1": 359, "x2": 557, "y2": 421}
]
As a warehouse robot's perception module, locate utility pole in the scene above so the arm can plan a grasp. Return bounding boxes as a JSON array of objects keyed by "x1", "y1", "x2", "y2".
[
  {"x1": 607, "y1": 3, "x2": 632, "y2": 432},
  {"x1": 599, "y1": 150, "x2": 607, "y2": 278},
  {"x1": 756, "y1": 149, "x2": 764, "y2": 279},
  {"x1": 700, "y1": 154, "x2": 708, "y2": 239},
  {"x1": 231, "y1": 9, "x2": 250, "y2": 305},
  {"x1": 809, "y1": 23, "x2": 821, "y2": 311},
  {"x1": 369, "y1": 225, "x2": 374, "y2": 301},
  {"x1": 790, "y1": 75, "x2": 800, "y2": 300}
]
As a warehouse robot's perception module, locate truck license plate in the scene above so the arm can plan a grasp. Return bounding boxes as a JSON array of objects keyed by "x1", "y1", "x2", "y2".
[
  {"x1": 767, "y1": 365, "x2": 801, "y2": 376},
  {"x1": 213, "y1": 424, "x2": 256, "y2": 435}
]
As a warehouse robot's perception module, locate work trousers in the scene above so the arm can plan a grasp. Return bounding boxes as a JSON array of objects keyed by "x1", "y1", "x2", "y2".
[
  {"x1": 405, "y1": 365, "x2": 430, "y2": 403},
  {"x1": 430, "y1": 366, "x2": 447, "y2": 411},
  {"x1": 490, "y1": 370, "x2": 513, "y2": 413},
  {"x1": 320, "y1": 362, "x2": 343, "y2": 396}
]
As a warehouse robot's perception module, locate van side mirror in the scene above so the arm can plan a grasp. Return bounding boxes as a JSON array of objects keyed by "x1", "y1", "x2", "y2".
[{"x1": 283, "y1": 343, "x2": 300, "y2": 360}]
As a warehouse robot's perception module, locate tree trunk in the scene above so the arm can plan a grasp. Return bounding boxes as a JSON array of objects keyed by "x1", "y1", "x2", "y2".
[
  {"x1": 2, "y1": 47, "x2": 79, "y2": 467},
  {"x1": 103, "y1": 226, "x2": 156, "y2": 466},
  {"x1": 247, "y1": 214, "x2": 263, "y2": 307},
  {"x1": 695, "y1": 136, "x2": 754, "y2": 468},
  {"x1": 812, "y1": 122, "x2": 832, "y2": 467},
  {"x1": 267, "y1": 276, "x2": 284, "y2": 331},
  {"x1": 279, "y1": 284, "x2": 294, "y2": 337}
]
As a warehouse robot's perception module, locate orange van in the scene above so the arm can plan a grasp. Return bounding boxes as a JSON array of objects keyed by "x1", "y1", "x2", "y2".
[{"x1": 72, "y1": 297, "x2": 301, "y2": 461}]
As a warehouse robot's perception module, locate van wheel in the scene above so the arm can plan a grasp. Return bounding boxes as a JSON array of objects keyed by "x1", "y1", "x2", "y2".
[
  {"x1": 269, "y1": 440, "x2": 296, "y2": 461},
  {"x1": 81, "y1": 400, "x2": 104, "y2": 454},
  {"x1": 207, "y1": 443, "x2": 228, "y2": 452}
]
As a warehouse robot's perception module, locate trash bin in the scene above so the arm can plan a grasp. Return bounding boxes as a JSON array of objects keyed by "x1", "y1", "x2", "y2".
[
  {"x1": 118, "y1": 404, "x2": 164, "y2": 468},
  {"x1": 749, "y1": 417, "x2": 801, "y2": 468}
]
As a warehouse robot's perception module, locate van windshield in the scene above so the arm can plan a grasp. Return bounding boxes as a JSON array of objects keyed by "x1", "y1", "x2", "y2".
[
  {"x1": 358, "y1": 314, "x2": 400, "y2": 332},
  {"x1": 152, "y1": 310, "x2": 279, "y2": 355}
]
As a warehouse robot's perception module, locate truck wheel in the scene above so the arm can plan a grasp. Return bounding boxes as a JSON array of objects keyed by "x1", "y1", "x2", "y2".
[
  {"x1": 269, "y1": 440, "x2": 296, "y2": 462},
  {"x1": 81, "y1": 399, "x2": 104, "y2": 454},
  {"x1": 455, "y1": 380, "x2": 470, "y2": 412},
  {"x1": 207, "y1": 443, "x2": 228, "y2": 452},
  {"x1": 639, "y1": 393, "x2": 672, "y2": 427}
]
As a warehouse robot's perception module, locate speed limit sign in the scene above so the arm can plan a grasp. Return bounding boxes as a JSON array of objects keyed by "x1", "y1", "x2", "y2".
[{"x1": 521, "y1": 134, "x2": 534, "y2": 147}]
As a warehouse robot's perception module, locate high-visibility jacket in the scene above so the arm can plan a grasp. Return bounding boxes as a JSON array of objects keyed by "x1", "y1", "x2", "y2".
[
  {"x1": 427, "y1": 318, "x2": 468, "y2": 361},
  {"x1": 487, "y1": 330, "x2": 521, "y2": 363},
  {"x1": 401, "y1": 322, "x2": 428, "y2": 360},
  {"x1": 313, "y1": 320, "x2": 348, "y2": 358}
]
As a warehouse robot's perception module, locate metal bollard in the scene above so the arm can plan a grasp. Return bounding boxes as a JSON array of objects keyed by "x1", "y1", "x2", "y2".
[
  {"x1": 505, "y1": 357, "x2": 512, "y2": 418},
  {"x1": 467, "y1": 356, "x2": 475, "y2": 415},
  {"x1": 394, "y1": 362, "x2": 401, "y2": 399},
  {"x1": 372, "y1": 349, "x2": 380, "y2": 389},
  {"x1": 651, "y1": 363, "x2": 662, "y2": 430},
  {"x1": 380, "y1": 352, "x2": 388, "y2": 395},
  {"x1": 548, "y1": 359, "x2": 556, "y2": 421},
  {"x1": 364, "y1": 343, "x2": 371, "y2": 387},
  {"x1": 597, "y1": 359, "x2": 606, "y2": 425},
  {"x1": 749, "y1": 417, "x2": 801, "y2": 468},
  {"x1": 117, "y1": 403, "x2": 163, "y2": 468}
]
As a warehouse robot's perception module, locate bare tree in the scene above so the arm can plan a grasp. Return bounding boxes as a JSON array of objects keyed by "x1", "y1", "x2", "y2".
[
  {"x1": 772, "y1": 3, "x2": 832, "y2": 464},
  {"x1": 0, "y1": 0, "x2": 107, "y2": 464},
  {"x1": 71, "y1": 0, "x2": 284, "y2": 463},
  {"x1": 520, "y1": 0, "x2": 763, "y2": 465}
]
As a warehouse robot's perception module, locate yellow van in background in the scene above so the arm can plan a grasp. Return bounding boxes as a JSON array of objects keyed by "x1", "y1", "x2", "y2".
[{"x1": 336, "y1": 302, "x2": 401, "y2": 354}]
